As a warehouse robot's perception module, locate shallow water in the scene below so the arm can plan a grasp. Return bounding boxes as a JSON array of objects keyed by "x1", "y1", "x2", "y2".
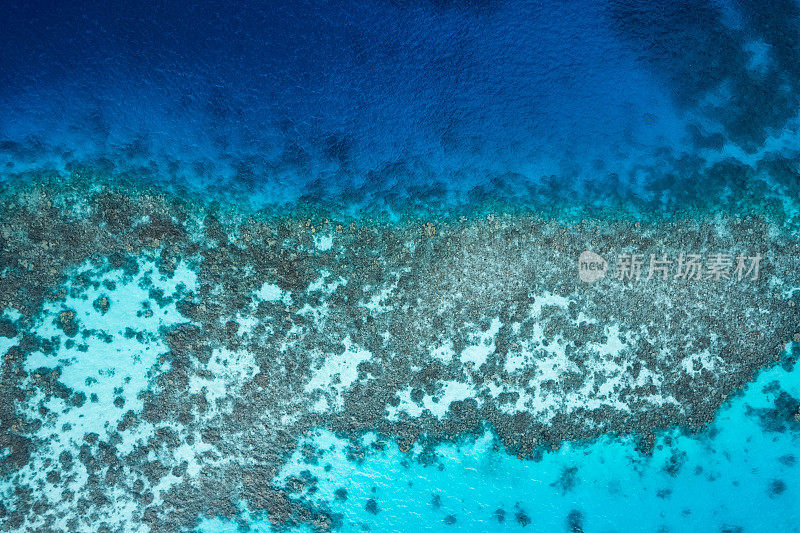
[{"x1": 265, "y1": 356, "x2": 800, "y2": 533}]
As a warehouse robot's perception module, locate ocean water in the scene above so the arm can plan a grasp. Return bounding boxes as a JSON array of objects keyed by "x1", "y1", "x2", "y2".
[{"x1": 1, "y1": 1, "x2": 800, "y2": 532}]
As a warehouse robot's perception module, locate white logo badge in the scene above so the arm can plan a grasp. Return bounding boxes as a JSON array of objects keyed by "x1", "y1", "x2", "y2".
[{"x1": 578, "y1": 251, "x2": 607, "y2": 283}]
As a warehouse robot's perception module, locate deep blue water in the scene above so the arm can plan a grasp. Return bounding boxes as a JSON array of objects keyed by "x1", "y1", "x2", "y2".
[
  {"x1": 2, "y1": 1, "x2": 800, "y2": 532},
  {"x1": 1, "y1": 0, "x2": 700, "y2": 210},
  {"x1": 4, "y1": 1, "x2": 800, "y2": 214}
]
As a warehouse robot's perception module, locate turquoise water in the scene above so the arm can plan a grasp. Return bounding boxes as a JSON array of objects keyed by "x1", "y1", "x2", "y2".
[
  {"x1": 199, "y1": 352, "x2": 800, "y2": 533},
  {"x1": 1, "y1": 236, "x2": 798, "y2": 531}
]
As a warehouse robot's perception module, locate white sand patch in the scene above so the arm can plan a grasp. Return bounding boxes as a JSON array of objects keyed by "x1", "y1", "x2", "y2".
[
  {"x1": 0, "y1": 256, "x2": 198, "y2": 531},
  {"x1": 297, "y1": 302, "x2": 331, "y2": 324},
  {"x1": 24, "y1": 258, "x2": 196, "y2": 432},
  {"x1": 147, "y1": 429, "x2": 228, "y2": 507},
  {"x1": 431, "y1": 340, "x2": 455, "y2": 363},
  {"x1": 489, "y1": 322, "x2": 680, "y2": 421},
  {"x1": 307, "y1": 273, "x2": 328, "y2": 292},
  {"x1": 255, "y1": 281, "x2": 291, "y2": 304},
  {"x1": 307, "y1": 269, "x2": 348, "y2": 293},
  {"x1": 386, "y1": 380, "x2": 477, "y2": 420},
  {"x1": 483, "y1": 381, "x2": 556, "y2": 416},
  {"x1": 156, "y1": 259, "x2": 199, "y2": 294},
  {"x1": 584, "y1": 324, "x2": 629, "y2": 358},
  {"x1": 514, "y1": 331, "x2": 570, "y2": 378},
  {"x1": 305, "y1": 337, "x2": 372, "y2": 411},
  {"x1": 503, "y1": 291, "x2": 574, "y2": 372},
  {"x1": 196, "y1": 517, "x2": 241, "y2": 533},
  {"x1": 362, "y1": 284, "x2": 395, "y2": 312},
  {"x1": 530, "y1": 291, "x2": 572, "y2": 315},
  {"x1": 2, "y1": 307, "x2": 22, "y2": 321},
  {"x1": 313, "y1": 234, "x2": 333, "y2": 251},
  {"x1": 297, "y1": 271, "x2": 347, "y2": 324},
  {"x1": 0, "y1": 335, "x2": 17, "y2": 373},
  {"x1": 361, "y1": 268, "x2": 409, "y2": 312},
  {"x1": 542, "y1": 338, "x2": 570, "y2": 370},
  {"x1": 681, "y1": 348, "x2": 722, "y2": 375},
  {"x1": 460, "y1": 317, "x2": 502, "y2": 366},
  {"x1": 302, "y1": 272, "x2": 347, "y2": 325},
  {"x1": 227, "y1": 313, "x2": 262, "y2": 335}
]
